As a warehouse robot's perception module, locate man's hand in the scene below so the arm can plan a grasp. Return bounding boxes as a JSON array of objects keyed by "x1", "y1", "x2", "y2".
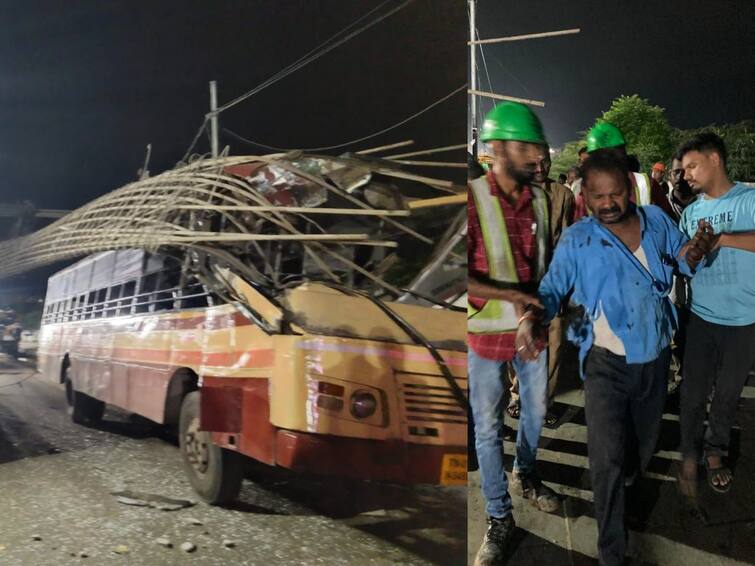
[
  {"x1": 692, "y1": 219, "x2": 720, "y2": 253},
  {"x1": 683, "y1": 219, "x2": 720, "y2": 266},
  {"x1": 508, "y1": 290, "x2": 544, "y2": 312},
  {"x1": 515, "y1": 318, "x2": 545, "y2": 361},
  {"x1": 468, "y1": 275, "x2": 543, "y2": 311}
]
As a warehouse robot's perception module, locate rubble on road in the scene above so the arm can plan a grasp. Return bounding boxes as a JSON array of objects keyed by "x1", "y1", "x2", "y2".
[
  {"x1": 180, "y1": 541, "x2": 197, "y2": 553},
  {"x1": 110, "y1": 490, "x2": 196, "y2": 511}
]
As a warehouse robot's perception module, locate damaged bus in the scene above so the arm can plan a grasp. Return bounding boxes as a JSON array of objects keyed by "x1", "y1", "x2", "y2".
[{"x1": 35, "y1": 154, "x2": 467, "y2": 503}]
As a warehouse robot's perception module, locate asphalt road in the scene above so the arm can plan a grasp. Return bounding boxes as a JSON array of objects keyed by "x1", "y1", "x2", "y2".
[{"x1": 0, "y1": 357, "x2": 465, "y2": 566}]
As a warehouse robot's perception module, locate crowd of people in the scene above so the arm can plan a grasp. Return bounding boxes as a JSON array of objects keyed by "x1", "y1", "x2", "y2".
[{"x1": 468, "y1": 101, "x2": 755, "y2": 566}]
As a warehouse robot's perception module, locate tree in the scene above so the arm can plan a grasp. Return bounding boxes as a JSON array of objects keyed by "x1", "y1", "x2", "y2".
[
  {"x1": 550, "y1": 140, "x2": 584, "y2": 178},
  {"x1": 598, "y1": 95, "x2": 673, "y2": 172},
  {"x1": 672, "y1": 121, "x2": 755, "y2": 182}
]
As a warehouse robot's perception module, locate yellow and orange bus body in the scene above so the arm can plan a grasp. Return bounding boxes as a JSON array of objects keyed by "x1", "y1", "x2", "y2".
[{"x1": 38, "y1": 277, "x2": 467, "y2": 485}]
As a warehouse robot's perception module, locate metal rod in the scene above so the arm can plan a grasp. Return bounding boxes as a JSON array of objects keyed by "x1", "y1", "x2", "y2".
[
  {"x1": 467, "y1": 88, "x2": 545, "y2": 108},
  {"x1": 469, "y1": 28, "x2": 581, "y2": 45},
  {"x1": 469, "y1": 0, "x2": 477, "y2": 132},
  {"x1": 209, "y1": 80, "x2": 219, "y2": 158}
]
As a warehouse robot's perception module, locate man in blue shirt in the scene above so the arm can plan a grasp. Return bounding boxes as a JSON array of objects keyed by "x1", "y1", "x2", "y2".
[
  {"x1": 676, "y1": 133, "x2": 755, "y2": 496},
  {"x1": 517, "y1": 152, "x2": 713, "y2": 566}
]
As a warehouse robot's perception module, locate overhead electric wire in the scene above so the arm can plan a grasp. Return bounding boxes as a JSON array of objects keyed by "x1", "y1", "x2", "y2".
[
  {"x1": 181, "y1": 118, "x2": 209, "y2": 163},
  {"x1": 214, "y1": 0, "x2": 413, "y2": 115},
  {"x1": 223, "y1": 84, "x2": 466, "y2": 153},
  {"x1": 476, "y1": 27, "x2": 496, "y2": 116}
]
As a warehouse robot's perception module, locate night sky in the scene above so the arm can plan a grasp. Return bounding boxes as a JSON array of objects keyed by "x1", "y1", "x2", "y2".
[
  {"x1": 472, "y1": 0, "x2": 754, "y2": 147},
  {"x1": 0, "y1": 0, "x2": 464, "y2": 298},
  {"x1": 0, "y1": 0, "x2": 465, "y2": 212}
]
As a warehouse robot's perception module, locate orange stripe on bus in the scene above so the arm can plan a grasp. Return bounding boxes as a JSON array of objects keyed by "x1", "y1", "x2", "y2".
[{"x1": 110, "y1": 347, "x2": 274, "y2": 368}]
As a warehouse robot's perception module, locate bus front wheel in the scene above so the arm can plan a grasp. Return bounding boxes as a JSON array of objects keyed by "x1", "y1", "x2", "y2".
[
  {"x1": 64, "y1": 366, "x2": 104, "y2": 425},
  {"x1": 179, "y1": 391, "x2": 243, "y2": 505}
]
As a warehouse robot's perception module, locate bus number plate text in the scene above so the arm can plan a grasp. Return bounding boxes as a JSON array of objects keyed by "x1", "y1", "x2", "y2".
[{"x1": 440, "y1": 453, "x2": 467, "y2": 485}]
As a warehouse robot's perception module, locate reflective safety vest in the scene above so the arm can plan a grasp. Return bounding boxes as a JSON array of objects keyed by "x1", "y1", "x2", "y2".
[
  {"x1": 468, "y1": 177, "x2": 550, "y2": 334},
  {"x1": 633, "y1": 172, "x2": 652, "y2": 206}
]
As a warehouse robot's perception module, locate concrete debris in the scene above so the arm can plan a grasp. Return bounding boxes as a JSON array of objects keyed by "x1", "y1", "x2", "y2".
[
  {"x1": 115, "y1": 496, "x2": 149, "y2": 507},
  {"x1": 110, "y1": 490, "x2": 195, "y2": 511},
  {"x1": 180, "y1": 542, "x2": 197, "y2": 553}
]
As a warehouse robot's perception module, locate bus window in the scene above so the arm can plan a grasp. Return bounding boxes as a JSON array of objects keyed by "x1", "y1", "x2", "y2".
[
  {"x1": 105, "y1": 285, "x2": 120, "y2": 318},
  {"x1": 177, "y1": 277, "x2": 209, "y2": 309},
  {"x1": 154, "y1": 270, "x2": 180, "y2": 312},
  {"x1": 93, "y1": 288, "x2": 107, "y2": 318},
  {"x1": 75, "y1": 295, "x2": 83, "y2": 321},
  {"x1": 135, "y1": 273, "x2": 160, "y2": 314},
  {"x1": 85, "y1": 291, "x2": 96, "y2": 319},
  {"x1": 117, "y1": 280, "x2": 136, "y2": 316}
]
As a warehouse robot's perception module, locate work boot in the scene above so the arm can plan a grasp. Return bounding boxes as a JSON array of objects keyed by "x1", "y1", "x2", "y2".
[
  {"x1": 474, "y1": 514, "x2": 516, "y2": 566},
  {"x1": 510, "y1": 470, "x2": 560, "y2": 513}
]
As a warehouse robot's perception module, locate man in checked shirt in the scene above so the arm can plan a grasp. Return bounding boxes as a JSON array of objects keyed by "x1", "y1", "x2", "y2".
[{"x1": 469, "y1": 102, "x2": 559, "y2": 566}]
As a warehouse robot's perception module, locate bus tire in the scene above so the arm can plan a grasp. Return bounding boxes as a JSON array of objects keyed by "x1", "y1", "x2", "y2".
[
  {"x1": 179, "y1": 391, "x2": 243, "y2": 505},
  {"x1": 64, "y1": 367, "x2": 104, "y2": 425}
]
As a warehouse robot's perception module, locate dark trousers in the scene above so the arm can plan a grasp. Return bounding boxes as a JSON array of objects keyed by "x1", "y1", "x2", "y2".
[
  {"x1": 679, "y1": 313, "x2": 755, "y2": 459},
  {"x1": 584, "y1": 346, "x2": 670, "y2": 566}
]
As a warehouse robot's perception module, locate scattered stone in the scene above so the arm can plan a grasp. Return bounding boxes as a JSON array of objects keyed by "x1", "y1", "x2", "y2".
[
  {"x1": 0, "y1": 544, "x2": 6, "y2": 551},
  {"x1": 185, "y1": 517, "x2": 203, "y2": 526},
  {"x1": 361, "y1": 508, "x2": 388, "y2": 517},
  {"x1": 115, "y1": 496, "x2": 149, "y2": 507},
  {"x1": 155, "y1": 537, "x2": 172, "y2": 548},
  {"x1": 180, "y1": 542, "x2": 196, "y2": 553},
  {"x1": 113, "y1": 545, "x2": 129, "y2": 555},
  {"x1": 32, "y1": 534, "x2": 42, "y2": 541},
  {"x1": 222, "y1": 539, "x2": 237, "y2": 549},
  {"x1": 79, "y1": 551, "x2": 89, "y2": 558},
  {"x1": 110, "y1": 490, "x2": 195, "y2": 511}
]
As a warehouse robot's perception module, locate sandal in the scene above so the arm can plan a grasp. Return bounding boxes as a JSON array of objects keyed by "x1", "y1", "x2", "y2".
[
  {"x1": 675, "y1": 461, "x2": 698, "y2": 499},
  {"x1": 506, "y1": 400, "x2": 520, "y2": 419},
  {"x1": 704, "y1": 455, "x2": 732, "y2": 494}
]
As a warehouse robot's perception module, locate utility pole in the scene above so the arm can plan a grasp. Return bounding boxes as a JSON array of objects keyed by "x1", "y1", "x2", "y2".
[
  {"x1": 468, "y1": 0, "x2": 478, "y2": 158},
  {"x1": 209, "y1": 80, "x2": 219, "y2": 158}
]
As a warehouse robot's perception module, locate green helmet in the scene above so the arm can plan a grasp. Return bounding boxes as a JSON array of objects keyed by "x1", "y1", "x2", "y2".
[
  {"x1": 480, "y1": 102, "x2": 546, "y2": 145},
  {"x1": 586, "y1": 122, "x2": 626, "y2": 152}
]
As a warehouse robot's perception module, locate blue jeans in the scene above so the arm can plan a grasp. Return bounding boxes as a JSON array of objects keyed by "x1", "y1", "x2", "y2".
[{"x1": 469, "y1": 348, "x2": 548, "y2": 519}]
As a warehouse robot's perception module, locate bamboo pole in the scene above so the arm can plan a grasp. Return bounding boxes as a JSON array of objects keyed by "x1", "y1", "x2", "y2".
[
  {"x1": 408, "y1": 194, "x2": 466, "y2": 209},
  {"x1": 386, "y1": 143, "x2": 467, "y2": 159},
  {"x1": 392, "y1": 160, "x2": 466, "y2": 169},
  {"x1": 112, "y1": 204, "x2": 411, "y2": 216},
  {"x1": 373, "y1": 168, "x2": 455, "y2": 189},
  {"x1": 356, "y1": 139, "x2": 414, "y2": 155},
  {"x1": 467, "y1": 89, "x2": 545, "y2": 108},
  {"x1": 469, "y1": 28, "x2": 581, "y2": 45}
]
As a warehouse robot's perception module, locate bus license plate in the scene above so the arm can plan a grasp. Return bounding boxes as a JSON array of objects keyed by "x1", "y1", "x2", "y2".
[{"x1": 440, "y1": 453, "x2": 467, "y2": 485}]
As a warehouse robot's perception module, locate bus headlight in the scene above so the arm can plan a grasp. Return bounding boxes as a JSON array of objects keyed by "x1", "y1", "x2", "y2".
[{"x1": 350, "y1": 390, "x2": 377, "y2": 419}]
